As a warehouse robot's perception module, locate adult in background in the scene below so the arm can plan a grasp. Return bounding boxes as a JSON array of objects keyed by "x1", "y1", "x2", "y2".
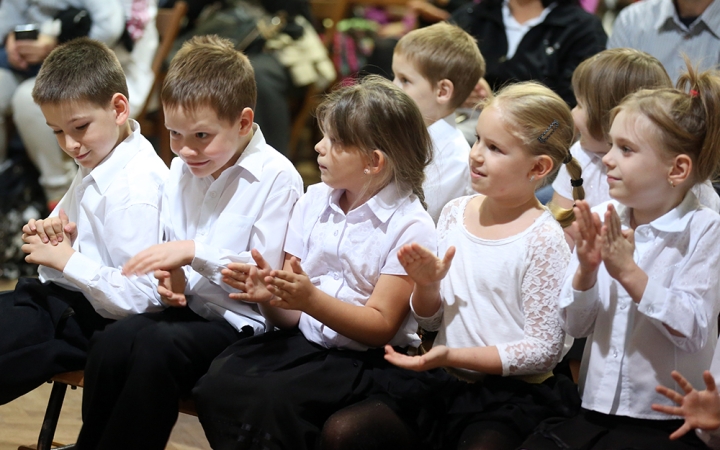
[{"x1": 607, "y1": 0, "x2": 719, "y2": 85}]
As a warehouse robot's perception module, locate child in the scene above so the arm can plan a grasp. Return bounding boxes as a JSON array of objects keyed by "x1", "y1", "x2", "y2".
[
  {"x1": 391, "y1": 22, "x2": 485, "y2": 222},
  {"x1": 321, "y1": 82, "x2": 585, "y2": 450},
  {"x1": 523, "y1": 65, "x2": 720, "y2": 449},
  {"x1": 0, "y1": 37, "x2": 168, "y2": 405},
  {"x1": 551, "y1": 48, "x2": 720, "y2": 214},
  {"x1": 74, "y1": 35, "x2": 304, "y2": 449},
  {"x1": 192, "y1": 76, "x2": 437, "y2": 450}
]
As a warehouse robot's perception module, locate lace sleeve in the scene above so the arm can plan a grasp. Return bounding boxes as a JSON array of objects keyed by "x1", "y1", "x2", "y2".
[{"x1": 497, "y1": 220, "x2": 571, "y2": 376}]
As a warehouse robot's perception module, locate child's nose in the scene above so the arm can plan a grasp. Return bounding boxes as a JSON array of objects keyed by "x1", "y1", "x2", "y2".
[{"x1": 65, "y1": 135, "x2": 80, "y2": 151}]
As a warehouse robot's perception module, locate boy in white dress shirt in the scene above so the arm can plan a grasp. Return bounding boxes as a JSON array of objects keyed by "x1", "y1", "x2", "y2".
[
  {"x1": 391, "y1": 22, "x2": 485, "y2": 222},
  {"x1": 0, "y1": 38, "x2": 169, "y2": 404},
  {"x1": 76, "y1": 35, "x2": 304, "y2": 449}
]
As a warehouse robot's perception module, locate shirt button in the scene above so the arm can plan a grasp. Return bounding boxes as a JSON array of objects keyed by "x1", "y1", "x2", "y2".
[
  {"x1": 611, "y1": 347, "x2": 618, "y2": 358},
  {"x1": 334, "y1": 230, "x2": 338, "y2": 236},
  {"x1": 208, "y1": 191, "x2": 217, "y2": 198},
  {"x1": 333, "y1": 273, "x2": 340, "y2": 280},
  {"x1": 619, "y1": 303, "x2": 627, "y2": 310},
  {"x1": 647, "y1": 306, "x2": 654, "y2": 314}
]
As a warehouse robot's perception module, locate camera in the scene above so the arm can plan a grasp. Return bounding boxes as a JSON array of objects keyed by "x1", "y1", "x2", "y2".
[{"x1": 14, "y1": 24, "x2": 39, "y2": 40}]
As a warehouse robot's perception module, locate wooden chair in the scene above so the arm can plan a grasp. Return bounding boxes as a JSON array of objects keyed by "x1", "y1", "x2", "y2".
[
  {"x1": 135, "y1": 1, "x2": 189, "y2": 167},
  {"x1": 18, "y1": 370, "x2": 198, "y2": 450},
  {"x1": 286, "y1": 0, "x2": 349, "y2": 160}
]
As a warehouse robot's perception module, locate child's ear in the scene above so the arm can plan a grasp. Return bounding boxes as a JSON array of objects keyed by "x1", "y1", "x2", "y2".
[
  {"x1": 530, "y1": 154, "x2": 554, "y2": 180},
  {"x1": 366, "y1": 149, "x2": 386, "y2": 175},
  {"x1": 436, "y1": 79, "x2": 454, "y2": 106},
  {"x1": 668, "y1": 154, "x2": 692, "y2": 187},
  {"x1": 237, "y1": 107, "x2": 255, "y2": 137},
  {"x1": 111, "y1": 93, "x2": 130, "y2": 125}
]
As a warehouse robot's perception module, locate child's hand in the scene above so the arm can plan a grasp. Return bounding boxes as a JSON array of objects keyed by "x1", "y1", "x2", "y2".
[
  {"x1": 222, "y1": 249, "x2": 275, "y2": 303},
  {"x1": 600, "y1": 204, "x2": 637, "y2": 281},
  {"x1": 573, "y1": 201, "x2": 603, "y2": 272},
  {"x1": 397, "y1": 243, "x2": 455, "y2": 287},
  {"x1": 384, "y1": 344, "x2": 449, "y2": 372},
  {"x1": 155, "y1": 268, "x2": 187, "y2": 307},
  {"x1": 22, "y1": 230, "x2": 75, "y2": 272},
  {"x1": 122, "y1": 241, "x2": 195, "y2": 276},
  {"x1": 265, "y1": 257, "x2": 316, "y2": 310},
  {"x1": 652, "y1": 370, "x2": 720, "y2": 439},
  {"x1": 23, "y1": 209, "x2": 75, "y2": 246}
]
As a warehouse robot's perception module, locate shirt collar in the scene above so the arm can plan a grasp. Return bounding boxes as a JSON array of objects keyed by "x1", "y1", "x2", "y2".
[
  {"x1": 86, "y1": 119, "x2": 142, "y2": 193},
  {"x1": 228, "y1": 124, "x2": 270, "y2": 181},
  {"x1": 655, "y1": 0, "x2": 720, "y2": 35},
  {"x1": 615, "y1": 189, "x2": 700, "y2": 233},
  {"x1": 427, "y1": 113, "x2": 457, "y2": 139},
  {"x1": 328, "y1": 182, "x2": 412, "y2": 224},
  {"x1": 502, "y1": 0, "x2": 556, "y2": 29}
]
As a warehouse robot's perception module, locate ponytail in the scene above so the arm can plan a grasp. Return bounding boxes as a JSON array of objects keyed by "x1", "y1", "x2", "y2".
[{"x1": 549, "y1": 154, "x2": 585, "y2": 228}]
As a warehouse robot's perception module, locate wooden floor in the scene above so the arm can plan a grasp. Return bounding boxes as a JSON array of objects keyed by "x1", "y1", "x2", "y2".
[{"x1": 0, "y1": 278, "x2": 211, "y2": 450}]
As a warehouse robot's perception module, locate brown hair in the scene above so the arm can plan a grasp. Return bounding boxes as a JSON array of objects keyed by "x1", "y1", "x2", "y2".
[
  {"x1": 162, "y1": 35, "x2": 256, "y2": 122},
  {"x1": 611, "y1": 63, "x2": 720, "y2": 184},
  {"x1": 32, "y1": 37, "x2": 128, "y2": 107},
  {"x1": 315, "y1": 76, "x2": 432, "y2": 209},
  {"x1": 394, "y1": 22, "x2": 486, "y2": 110},
  {"x1": 482, "y1": 82, "x2": 582, "y2": 228},
  {"x1": 572, "y1": 48, "x2": 671, "y2": 142}
]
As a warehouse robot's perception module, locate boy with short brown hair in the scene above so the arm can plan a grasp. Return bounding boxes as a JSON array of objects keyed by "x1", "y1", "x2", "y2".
[{"x1": 392, "y1": 22, "x2": 486, "y2": 221}]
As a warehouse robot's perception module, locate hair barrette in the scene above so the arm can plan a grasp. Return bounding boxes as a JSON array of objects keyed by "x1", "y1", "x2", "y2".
[
  {"x1": 690, "y1": 89, "x2": 699, "y2": 98},
  {"x1": 538, "y1": 120, "x2": 559, "y2": 143},
  {"x1": 563, "y1": 152, "x2": 572, "y2": 165},
  {"x1": 571, "y1": 178, "x2": 583, "y2": 188}
]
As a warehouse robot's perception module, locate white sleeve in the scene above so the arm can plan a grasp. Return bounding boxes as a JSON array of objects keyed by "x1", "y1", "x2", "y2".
[
  {"x1": 551, "y1": 164, "x2": 573, "y2": 202},
  {"x1": 496, "y1": 222, "x2": 570, "y2": 376},
  {"x1": 635, "y1": 221, "x2": 720, "y2": 352},
  {"x1": 606, "y1": 6, "x2": 634, "y2": 49},
  {"x1": 189, "y1": 173, "x2": 303, "y2": 294},
  {"x1": 62, "y1": 202, "x2": 164, "y2": 318},
  {"x1": 85, "y1": 0, "x2": 125, "y2": 45}
]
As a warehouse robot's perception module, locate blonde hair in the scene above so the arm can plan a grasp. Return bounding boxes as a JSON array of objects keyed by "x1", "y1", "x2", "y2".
[
  {"x1": 572, "y1": 48, "x2": 671, "y2": 142},
  {"x1": 610, "y1": 62, "x2": 720, "y2": 184},
  {"x1": 315, "y1": 76, "x2": 432, "y2": 208},
  {"x1": 394, "y1": 22, "x2": 486, "y2": 110},
  {"x1": 482, "y1": 82, "x2": 582, "y2": 228},
  {"x1": 33, "y1": 37, "x2": 128, "y2": 107},
  {"x1": 162, "y1": 35, "x2": 256, "y2": 123}
]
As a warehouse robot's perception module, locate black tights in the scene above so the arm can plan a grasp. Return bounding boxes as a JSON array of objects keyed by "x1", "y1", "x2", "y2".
[
  {"x1": 319, "y1": 399, "x2": 522, "y2": 450},
  {"x1": 319, "y1": 399, "x2": 418, "y2": 450}
]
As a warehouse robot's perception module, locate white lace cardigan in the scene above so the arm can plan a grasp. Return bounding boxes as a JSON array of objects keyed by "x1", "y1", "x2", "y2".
[{"x1": 413, "y1": 195, "x2": 570, "y2": 379}]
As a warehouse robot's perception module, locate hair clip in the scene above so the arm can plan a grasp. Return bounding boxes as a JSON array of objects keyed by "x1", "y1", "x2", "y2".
[
  {"x1": 690, "y1": 89, "x2": 699, "y2": 98},
  {"x1": 571, "y1": 178, "x2": 583, "y2": 188},
  {"x1": 538, "y1": 120, "x2": 560, "y2": 143},
  {"x1": 563, "y1": 152, "x2": 572, "y2": 165}
]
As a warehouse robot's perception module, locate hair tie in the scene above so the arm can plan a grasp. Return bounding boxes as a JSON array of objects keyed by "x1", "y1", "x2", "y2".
[
  {"x1": 690, "y1": 89, "x2": 699, "y2": 98},
  {"x1": 571, "y1": 178, "x2": 583, "y2": 188},
  {"x1": 538, "y1": 120, "x2": 559, "y2": 143},
  {"x1": 563, "y1": 152, "x2": 572, "y2": 165}
]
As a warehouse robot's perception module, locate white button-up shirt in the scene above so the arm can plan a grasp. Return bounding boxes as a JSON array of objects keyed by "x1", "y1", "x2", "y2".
[
  {"x1": 163, "y1": 125, "x2": 303, "y2": 334},
  {"x1": 39, "y1": 120, "x2": 169, "y2": 319},
  {"x1": 424, "y1": 114, "x2": 473, "y2": 223},
  {"x1": 560, "y1": 192, "x2": 720, "y2": 419},
  {"x1": 287, "y1": 182, "x2": 437, "y2": 351}
]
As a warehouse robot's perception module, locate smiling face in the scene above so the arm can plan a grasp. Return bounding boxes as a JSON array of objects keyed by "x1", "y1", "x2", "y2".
[
  {"x1": 41, "y1": 95, "x2": 129, "y2": 169},
  {"x1": 165, "y1": 104, "x2": 251, "y2": 179},
  {"x1": 392, "y1": 52, "x2": 441, "y2": 126},
  {"x1": 604, "y1": 108, "x2": 677, "y2": 215},
  {"x1": 469, "y1": 105, "x2": 538, "y2": 199},
  {"x1": 572, "y1": 99, "x2": 610, "y2": 155}
]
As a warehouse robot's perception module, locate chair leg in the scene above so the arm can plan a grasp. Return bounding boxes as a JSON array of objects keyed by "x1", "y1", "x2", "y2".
[{"x1": 37, "y1": 382, "x2": 68, "y2": 450}]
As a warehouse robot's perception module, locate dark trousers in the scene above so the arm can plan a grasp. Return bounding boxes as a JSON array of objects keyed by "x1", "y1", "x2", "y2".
[
  {"x1": 521, "y1": 408, "x2": 708, "y2": 450},
  {"x1": 75, "y1": 307, "x2": 251, "y2": 450},
  {"x1": 0, "y1": 277, "x2": 110, "y2": 405},
  {"x1": 194, "y1": 330, "x2": 390, "y2": 450}
]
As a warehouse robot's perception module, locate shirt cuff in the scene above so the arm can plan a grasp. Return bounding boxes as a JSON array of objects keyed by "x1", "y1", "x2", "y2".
[
  {"x1": 63, "y1": 251, "x2": 103, "y2": 287},
  {"x1": 190, "y1": 240, "x2": 223, "y2": 280},
  {"x1": 636, "y1": 279, "x2": 667, "y2": 319},
  {"x1": 410, "y1": 298, "x2": 443, "y2": 331},
  {"x1": 560, "y1": 283, "x2": 599, "y2": 309}
]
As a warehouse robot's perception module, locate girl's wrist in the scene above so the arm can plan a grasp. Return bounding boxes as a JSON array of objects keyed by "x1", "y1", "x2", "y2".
[{"x1": 573, "y1": 266, "x2": 598, "y2": 291}]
